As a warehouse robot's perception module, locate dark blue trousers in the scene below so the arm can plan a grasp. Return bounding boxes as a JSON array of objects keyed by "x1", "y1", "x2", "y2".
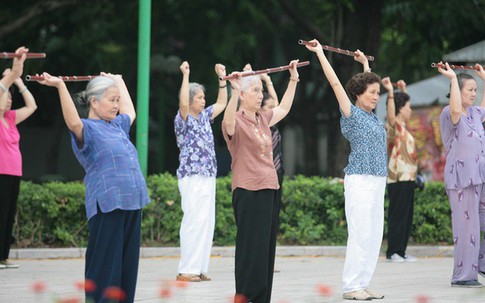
[{"x1": 85, "y1": 207, "x2": 142, "y2": 303}]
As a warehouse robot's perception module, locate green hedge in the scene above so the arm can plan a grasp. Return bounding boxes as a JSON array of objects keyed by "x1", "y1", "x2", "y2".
[{"x1": 13, "y1": 173, "x2": 452, "y2": 248}]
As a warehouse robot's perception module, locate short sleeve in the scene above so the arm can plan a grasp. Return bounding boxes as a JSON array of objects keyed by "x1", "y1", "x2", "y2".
[
  {"x1": 205, "y1": 105, "x2": 215, "y2": 124},
  {"x1": 174, "y1": 111, "x2": 186, "y2": 138},
  {"x1": 112, "y1": 114, "x2": 131, "y2": 137}
]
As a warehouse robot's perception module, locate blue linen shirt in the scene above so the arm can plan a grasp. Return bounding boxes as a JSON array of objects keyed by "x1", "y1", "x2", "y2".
[
  {"x1": 70, "y1": 114, "x2": 150, "y2": 220},
  {"x1": 340, "y1": 103, "x2": 387, "y2": 176},
  {"x1": 174, "y1": 105, "x2": 217, "y2": 179}
]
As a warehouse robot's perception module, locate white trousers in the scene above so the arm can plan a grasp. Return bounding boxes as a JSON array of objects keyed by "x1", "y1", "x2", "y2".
[
  {"x1": 342, "y1": 174, "x2": 386, "y2": 293},
  {"x1": 177, "y1": 175, "x2": 216, "y2": 274}
]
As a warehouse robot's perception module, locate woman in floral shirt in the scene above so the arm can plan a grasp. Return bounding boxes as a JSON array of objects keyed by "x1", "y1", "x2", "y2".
[
  {"x1": 306, "y1": 39, "x2": 386, "y2": 301},
  {"x1": 174, "y1": 61, "x2": 228, "y2": 282},
  {"x1": 439, "y1": 62, "x2": 485, "y2": 288},
  {"x1": 381, "y1": 77, "x2": 418, "y2": 263}
]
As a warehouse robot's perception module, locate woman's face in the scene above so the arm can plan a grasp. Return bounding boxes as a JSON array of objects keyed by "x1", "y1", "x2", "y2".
[
  {"x1": 0, "y1": 92, "x2": 13, "y2": 112},
  {"x1": 91, "y1": 86, "x2": 120, "y2": 121},
  {"x1": 460, "y1": 79, "x2": 477, "y2": 108},
  {"x1": 190, "y1": 89, "x2": 206, "y2": 114},
  {"x1": 261, "y1": 97, "x2": 276, "y2": 111},
  {"x1": 399, "y1": 101, "x2": 412, "y2": 122},
  {"x1": 356, "y1": 82, "x2": 380, "y2": 112},
  {"x1": 240, "y1": 80, "x2": 263, "y2": 113}
]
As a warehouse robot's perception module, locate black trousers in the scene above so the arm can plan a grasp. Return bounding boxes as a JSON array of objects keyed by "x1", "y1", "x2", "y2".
[
  {"x1": 233, "y1": 188, "x2": 278, "y2": 303},
  {"x1": 386, "y1": 181, "x2": 415, "y2": 258},
  {"x1": 0, "y1": 174, "x2": 20, "y2": 260},
  {"x1": 85, "y1": 206, "x2": 142, "y2": 303}
]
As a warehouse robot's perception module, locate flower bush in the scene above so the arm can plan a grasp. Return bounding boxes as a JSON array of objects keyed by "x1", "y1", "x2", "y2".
[{"x1": 14, "y1": 174, "x2": 452, "y2": 248}]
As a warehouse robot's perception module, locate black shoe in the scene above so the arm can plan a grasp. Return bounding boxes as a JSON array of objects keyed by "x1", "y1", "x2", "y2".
[{"x1": 451, "y1": 280, "x2": 483, "y2": 288}]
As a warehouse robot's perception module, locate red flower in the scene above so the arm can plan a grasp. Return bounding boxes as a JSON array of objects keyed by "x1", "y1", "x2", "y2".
[
  {"x1": 172, "y1": 280, "x2": 189, "y2": 289},
  {"x1": 58, "y1": 296, "x2": 82, "y2": 303},
  {"x1": 159, "y1": 288, "x2": 173, "y2": 298},
  {"x1": 31, "y1": 281, "x2": 47, "y2": 293},
  {"x1": 103, "y1": 286, "x2": 126, "y2": 301},
  {"x1": 416, "y1": 294, "x2": 431, "y2": 303},
  {"x1": 84, "y1": 279, "x2": 97, "y2": 293},
  {"x1": 316, "y1": 284, "x2": 333, "y2": 296},
  {"x1": 233, "y1": 294, "x2": 248, "y2": 303}
]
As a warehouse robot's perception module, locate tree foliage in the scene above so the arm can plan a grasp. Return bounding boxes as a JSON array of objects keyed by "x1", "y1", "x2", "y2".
[{"x1": 1, "y1": 0, "x2": 484, "y2": 179}]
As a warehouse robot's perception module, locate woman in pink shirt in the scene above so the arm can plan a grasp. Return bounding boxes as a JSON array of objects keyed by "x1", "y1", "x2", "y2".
[
  {"x1": 222, "y1": 60, "x2": 299, "y2": 303},
  {"x1": 0, "y1": 48, "x2": 37, "y2": 269}
]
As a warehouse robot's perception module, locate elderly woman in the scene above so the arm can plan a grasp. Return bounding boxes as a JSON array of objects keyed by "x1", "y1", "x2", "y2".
[
  {"x1": 174, "y1": 61, "x2": 227, "y2": 282},
  {"x1": 0, "y1": 56, "x2": 37, "y2": 269},
  {"x1": 306, "y1": 39, "x2": 386, "y2": 301},
  {"x1": 38, "y1": 72, "x2": 150, "y2": 302},
  {"x1": 381, "y1": 77, "x2": 418, "y2": 263},
  {"x1": 438, "y1": 62, "x2": 485, "y2": 288},
  {"x1": 222, "y1": 60, "x2": 299, "y2": 303}
]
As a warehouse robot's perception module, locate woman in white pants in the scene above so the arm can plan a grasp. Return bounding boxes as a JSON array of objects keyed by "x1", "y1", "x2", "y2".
[
  {"x1": 174, "y1": 61, "x2": 228, "y2": 282},
  {"x1": 306, "y1": 40, "x2": 387, "y2": 301}
]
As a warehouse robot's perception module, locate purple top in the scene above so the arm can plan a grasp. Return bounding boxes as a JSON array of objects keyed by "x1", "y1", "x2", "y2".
[
  {"x1": 70, "y1": 114, "x2": 150, "y2": 220},
  {"x1": 440, "y1": 105, "x2": 485, "y2": 189},
  {"x1": 174, "y1": 105, "x2": 217, "y2": 179}
]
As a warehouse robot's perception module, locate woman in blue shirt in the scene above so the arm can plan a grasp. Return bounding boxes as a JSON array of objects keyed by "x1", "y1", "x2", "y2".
[
  {"x1": 38, "y1": 72, "x2": 150, "y2": 303},
  {"x1": 306, "y1": 39, "x2": 386, "y2": 301}
]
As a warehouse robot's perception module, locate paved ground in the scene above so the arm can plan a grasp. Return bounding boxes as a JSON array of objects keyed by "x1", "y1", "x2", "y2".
[{"x1": 1, "y1": 246, "x2": 484, "y2": 302}]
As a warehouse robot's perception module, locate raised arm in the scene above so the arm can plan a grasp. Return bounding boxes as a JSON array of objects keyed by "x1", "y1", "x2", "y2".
[
  {"x1": 381, "y1": 76, "x2": 395, "y2": 126},
  {"x1": 212, "y1": 63, "x2": 228, "y2": 119},
  {"x1": 475, "y1": 64, "x2": 485, "y2": 108},
  {"x1": 222, "y1": 72, "x2": 242, "y2": 136},
  {"x1": 101, "y1": 72, "x2": 136, "y2": 125},
  {"x1": 305, "y1": 39, "x2": 351, "y2": 117},
  {"x1": 396, "y1": 79, "x2": 407, "y2": 93},
  {"x1": 0, "y1": 47, "x2": 28, "y2": 98},
  {"x1": 178, "y1": 61, "x2": 190, "y2": 121},
  {"x1": 37, "y1": 72, "x2": 84, "y2": 142},
  {"x1": 270, "y1": 60, "x2": 299, "y2": 126},
  {"x1": 9, "y1": 70, "x2": 37, "y2": 124},
  {"x1": 260, "y1": 73, "x2": 278, "y2": 105},
  {"x1": 354, "y1": 49, "x2": 370, "y2": 73},
  {"x1": 438, "y1": 62, "x2": 461, "y2": 125}
]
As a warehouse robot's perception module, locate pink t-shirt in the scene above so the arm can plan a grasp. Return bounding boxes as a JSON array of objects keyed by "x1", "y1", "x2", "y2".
[
  {"x1": 222, "y1": 109, "x2": 279, "y2": 191},
  {"x1": 0, "y1": 111, "x2": 22, "y2": 176}
]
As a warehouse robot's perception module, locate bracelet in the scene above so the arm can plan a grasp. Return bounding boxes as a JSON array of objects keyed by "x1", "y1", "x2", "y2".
[
  {"x1": 365, "y1": 68, "x2": 372, "y2": 73},
  {"x1": 387, "y1": 96, "x2": 394, "y2": 99},
  {"x1": 19, "y1": 86, "x2": 28, "y2": 94},
  {"x1": 290, "y1": 77, "x2": 300, "y2": 82},
  {"x1": 0, "y1": 82, "x2": 7, "y2": 93},
  {"x1": 219, "y1": 84, "x2": 227, "y2": 89},
  {"x1": 266, "y1": 82, "x2": 273, "y2": 86}
]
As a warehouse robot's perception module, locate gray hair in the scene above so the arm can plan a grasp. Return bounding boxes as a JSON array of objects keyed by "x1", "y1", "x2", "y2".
[
  {"x1": 241, "y1": 75, "x2": 261, "y2": 92},
  {"x1": 76, "y1": 76, "x2": 117, "y2": 106},
  {"x1": 189, "y1": 82, "x2": 205, "y2": 104}
]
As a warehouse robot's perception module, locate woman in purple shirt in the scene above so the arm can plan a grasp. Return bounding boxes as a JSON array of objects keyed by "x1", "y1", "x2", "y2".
[
  {"x1": 38, "y1": 72, "x2": 150, "y2": 302},
  {"x1": 439, "y1": 62, "x2": 485, "y2": 288},
  {"x1": 174, "y1": 61, "x2": 228, "y2": 282}
]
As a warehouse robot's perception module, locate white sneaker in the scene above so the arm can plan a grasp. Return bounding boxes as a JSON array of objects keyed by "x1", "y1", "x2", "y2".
[
  {"x1": 387, "y1": 253, "x2": 405, "y2": 263},
  {"x1": 0, "y1": 264, "x2": 6, "y2": 269},
  {"x1": 404, "y1": 254, "x2": 418, "y2": 262}
]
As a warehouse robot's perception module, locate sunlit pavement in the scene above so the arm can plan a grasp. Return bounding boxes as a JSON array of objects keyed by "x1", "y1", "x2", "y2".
[{"x1": 1, "y1": 246, "x2": 485, "y2": 303}]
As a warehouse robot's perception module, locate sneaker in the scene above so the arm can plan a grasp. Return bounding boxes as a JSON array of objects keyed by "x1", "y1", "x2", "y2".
[
  {"x1": 365, "y1": 288, "x2": 384, "y2": 299},
  {"x1": 176, "y1": 274, "x2": 201, "y2": 282},
  {"x1": 451, "y1": 280, "x2": 483, "y2": 288},
  {"x1": 479, "y1": 271, "x2": 485, "y2": 279},
  {"x1": 199, "y1": 274, "x2": 211, "y2": 281},
  {"x1": 0, "y1": 264, "x2": 5, "y2": 269},
  {"x1": 0, "y1": 260, "x2": 19, "y2": 269},
  {"x1": 343, "y1": 289, "x2": 372, "y2": 300},
  {"x1": 387, "y1": 253, "x2": 405, "y2": 263},
  {"x1": 403, "y1": 254, "x2": 418, "y2": 262}
]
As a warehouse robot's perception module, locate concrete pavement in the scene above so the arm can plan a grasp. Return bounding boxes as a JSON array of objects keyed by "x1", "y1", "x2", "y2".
[{"x1": 1, "y1": 246, "x2": 485, "y2": 303}]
